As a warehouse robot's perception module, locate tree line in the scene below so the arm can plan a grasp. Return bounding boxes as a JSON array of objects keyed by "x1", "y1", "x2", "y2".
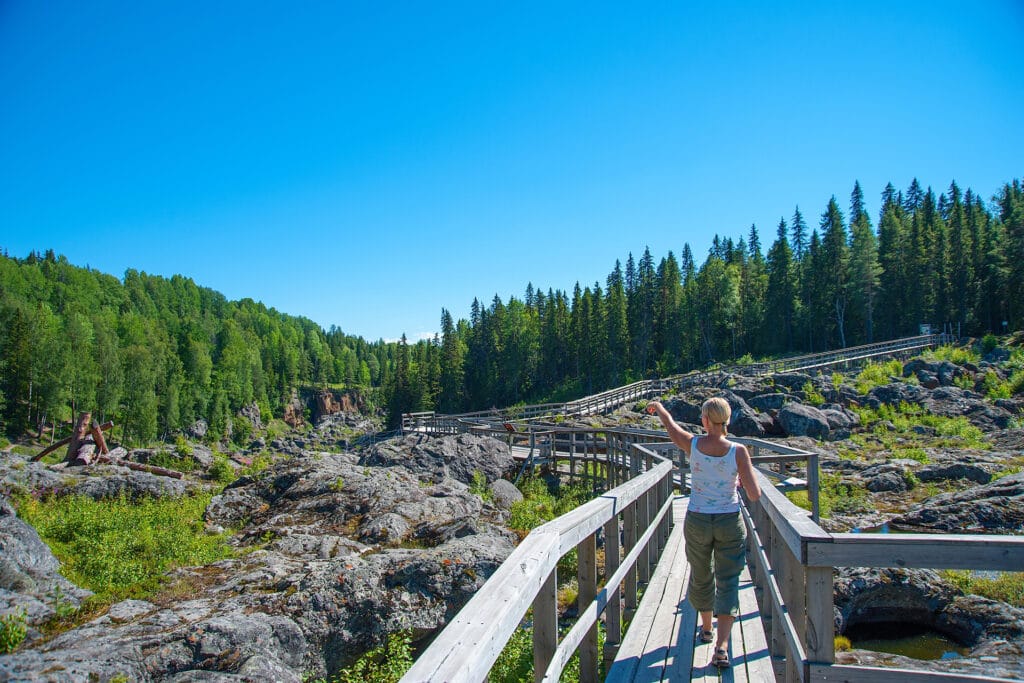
[
  {"x1": 0, "y1": 254, "x2": 398, "y2": 443},
  {"x1": 2, "y1": 178, "x2": 1021, "y2": 438},
  {"x1": 387, "y1": 178, "x2": 1023, "y2": 422}
]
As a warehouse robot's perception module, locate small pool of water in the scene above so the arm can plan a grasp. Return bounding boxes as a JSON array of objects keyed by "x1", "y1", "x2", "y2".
[
  {"x1": 846, "y1": 622, "x2": 970, "y2": 660},
  {"x1": 851, "y1": 522, "x2": 890, "y2": 533}
]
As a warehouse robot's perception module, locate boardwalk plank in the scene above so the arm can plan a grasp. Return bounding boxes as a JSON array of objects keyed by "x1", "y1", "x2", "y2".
[
  {"x1": 732, "y1": 567, "x2": 773, "y2": 683},
  {"x1": 606, "y1": 499, "x2": 688, "y2": 683}
]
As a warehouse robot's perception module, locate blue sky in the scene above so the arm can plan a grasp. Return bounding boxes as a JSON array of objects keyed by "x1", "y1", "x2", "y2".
[{"x1": 2, "y1": 2, "x2": 1023, "y2": 342}]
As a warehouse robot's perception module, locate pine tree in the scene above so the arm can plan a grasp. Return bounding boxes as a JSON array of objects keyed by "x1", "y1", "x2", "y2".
[
  {"x1": 945, "y1": 181, "x2": 974, "y2": 332},
  {"x1": 819, "y1": 197, "x2": 850, "y2": 347},
  {"x1": 765, "y1": 218, "x2": 798, "y2": 353},
  {"x1": 791, "y1": 207, "x2": 808, "y2": 261}
]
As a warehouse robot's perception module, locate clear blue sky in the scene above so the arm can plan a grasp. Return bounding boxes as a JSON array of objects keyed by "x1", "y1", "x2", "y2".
[{"x1": 3, "y1": 2, "x2": 1023, "y2": 342}]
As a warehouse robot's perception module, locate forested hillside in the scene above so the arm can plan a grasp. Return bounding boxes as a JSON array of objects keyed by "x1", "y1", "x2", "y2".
[
  {"x1": 3, "y1": 178, "x2": 1022, "y2": 439},
  {"x1": 0, "y1": 256, "x2": 393, "y2": 443}
]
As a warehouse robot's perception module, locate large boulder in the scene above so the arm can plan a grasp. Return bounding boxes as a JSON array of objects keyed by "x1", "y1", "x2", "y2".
[
  {"x1": 777, "y1": 403, "x2": 831, "y2": 439},
  {"x1": 0, "y1": 495, "x2": 93, "y2": 625},
  {"x1": 834, "y1": 567, "x2": 1024, "y2": 679},
  {"x1": 889, "y1": 472, "x2": 1024, "y2": 533},
  {"x1": 360, "y1": 433, "x2": 515, "y2": 485}
]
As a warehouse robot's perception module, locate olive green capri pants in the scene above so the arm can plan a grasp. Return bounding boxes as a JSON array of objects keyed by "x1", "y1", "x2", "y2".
[{"x1": 683, "y1": 509, "x2": 747, "y2": 617}]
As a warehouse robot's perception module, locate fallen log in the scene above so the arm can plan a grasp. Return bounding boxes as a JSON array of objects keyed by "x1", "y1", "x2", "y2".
[
  {"x1": 94, "y1": 455, "x2": 184, "y2": 479},
  {"x1": 31, "y1": 421, "x2": 114, "y2": 462},
  {"x1": 32, "y1": 435, "x2": 73, "y2": 462}
]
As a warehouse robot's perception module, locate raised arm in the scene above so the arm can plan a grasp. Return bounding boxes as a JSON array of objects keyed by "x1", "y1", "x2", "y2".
[
  {"x1": 735, "y1": 444, "x2": 762, "y2": 503},
  {"x1": 646, "y1": 401, "x2": 695, "y2": 455}
]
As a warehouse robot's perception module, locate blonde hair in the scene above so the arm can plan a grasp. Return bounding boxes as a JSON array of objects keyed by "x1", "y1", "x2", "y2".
[{"x1": 701, "y1": 397, "x2": 731, "y2": 432}]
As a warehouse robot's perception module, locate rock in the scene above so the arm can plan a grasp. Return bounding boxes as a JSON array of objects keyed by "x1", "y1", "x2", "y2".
[
  {"x1": 865, "y1": 471, "x2": 909, "y2": 493},
  {"x1": 0, "y1": 495, "x2": 93, "y2": 625},
  {"x1": 865, "y1": 382, "x2": 931, "y2": 408},
  {"x1": 917, "y1": 463, "x2": 993, "y2": 485},
  {"x1": 777, "y1": 403, "x2": 831, "y2": 439},
  {"x1": 360, "y1": 433, "x2": 515, "y2": 485},
  {"x1": 820, "y1": 405, "x2": 860, "y2": 430},
  {"x1": 187, "y1": 419, "x2": 209, "y2": 439},
  {"x1": 833, "y1": 567, "x2": 1024, "y2": 679},
  {"x1": 889, "y1": 472, "x2": 1024, "y2": 533},
  {"x1": 748, "y1": 393, "x2": 789, "y2": 412},
  {"x1": 490, "y1": 479, "x2": 523, "y2": 510},
  {"x1": 238, "y1": 402, "x2": 263, "y2": 431},
  {"x1": 67, "y1": 465, "x2": 194, "y2": 500}
]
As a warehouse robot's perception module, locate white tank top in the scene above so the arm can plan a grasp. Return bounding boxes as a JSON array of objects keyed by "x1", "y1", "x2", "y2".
[{"x1": 688, "y1": 436, "x2": 740, "y2": 513}]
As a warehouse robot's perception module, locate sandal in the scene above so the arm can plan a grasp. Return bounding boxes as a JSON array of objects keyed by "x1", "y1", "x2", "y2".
[
  {"x1": 712, "y1": 648, "x2": 730, "y2": 669},
  {"x1": 698, "y1": 629, "x2": 713, "y2": 644}
]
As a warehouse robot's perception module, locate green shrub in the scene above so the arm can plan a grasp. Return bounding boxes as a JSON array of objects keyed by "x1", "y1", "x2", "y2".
[
  {"x1": 469, "y1": 470, "x2": 493, "y2": 502},
  {"x1": 175, "y1": 434, "x2": 194, "y2": 457},
  {"x1": 924, "y1": 345, "x2": 979, "y2": 365},
  {"x1": 854, "y1": 360, "x2": 904, "y2": 395},
  {"x1": 231, "y1": 416, "x2": 254, "y2": 446},
  {"x1": 0, "y1": 609, "x2": 27, "y2": 654},
  {"x1": 490, "y1": 625, "x2": 533, "y2": 682},
  {"x1": 788, "y1": 472, "x2": 869, "y2": 518},
  {"x1": 148, "y1": 450, "x2": 196, "y2": 473},
  {"x1": 802, "y1": 381, "x2": 825, "y2": 406},
  {"x1": 981, "y1": 334, "x2": 999, "y2": 354},
  {"x1": 331, "y1": 630, "x2": 413, "y2": 683},
  {"x1": 15, "y1": 493, "x2": 233, "y2": 602},
  {"x1": 209, "y1": 455, "x2": 237, "y2": 484}
]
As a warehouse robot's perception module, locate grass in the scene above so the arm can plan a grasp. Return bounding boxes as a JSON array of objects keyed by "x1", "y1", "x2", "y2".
[
  {"x1": 14, "y1": 492, "x2": 234, "y2": 603},
  {"x1": 854, "y1": 359, "x2": 905, "y2": 395},
  {"x1": 852, "y1": 402, "x2": 988, "y2": 450},
  {"x1": 922, "y1": 345, "x2": 980, "y2": 365},
  {"x1": 0, "y1": 610, "x2": 27, "y2": 654},
  {"x1": 787, "y1": 471, "x2": 870, "y2": 518},
  {"x1": 942, "y1": 571, "x2": 1024, "y2": 609},
  {"x1": 508, "y1": 477, "x2": 592, "y2": 535}
]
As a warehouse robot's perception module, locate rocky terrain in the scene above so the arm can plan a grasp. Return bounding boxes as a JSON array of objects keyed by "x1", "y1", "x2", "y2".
[
  {"x1": 1, "y1": 430, "x2": 520, "y2": 682},
  {"x1": 1, "y1": 344, "x2": 1022, "y2": 681}
]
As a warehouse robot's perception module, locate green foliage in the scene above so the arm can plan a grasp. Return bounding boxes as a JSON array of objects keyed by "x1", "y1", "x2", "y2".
[
  {"x1": 834, "y1": 635, "x2": 852, "y2": 652},
  {"x1": 489, "y1": 622, "x2": 606, "y2": 682},
  {"x1": 831, "y1": 372, "x2": 845, "y2": 389},
  {"x1": 801, "y1": 381, "x2": 825, "y2": 406},
  {"x1": 328, "y1": 630, "x2": 413, "y2": 683},
  {"x1": 943, "y1": 571, "x2": 1024, "y2": 608},
  {"x1": 0, "y1": 609, "x2": 27, "y2": 654},
  {"x1": 490, "y1": 625, "x2": 533, "y2": 682},
  {"x1": 14, "y1": 493, "x2": 233, "y2": 602},
  {"x1": 854, "y1": 359, "x2": 903, "y2": 395},
  {"x1": 241, "y1": 453, "x2": 272, "y2": 477},
  {"x1": 175, "y1": 434, "x2": 194, "y2": 457},
  {"x1": 231, "y1": 415, "x2": 254, "y2": 446},
  {"x1": 209, "y1": 455, "x2": 237, "y2": 484},
  {"x1": 922, "y1": 345, "x2": 979, "y2": 365},
  {"x1": 469, "y1": 470, "x2": 492, "y2": 502},
  {"x1": 853, "y1": 402, "x2": 987, "y2": 450},
  {"x1": 147, "y1": 449, "x2": 196, "y2": 473},
  {"x1": 788, "y1": 472, "x2": 869, "y2": 518},
  {"x1": 981, "y1": 334, "x2": 1000, "y2": 354}
]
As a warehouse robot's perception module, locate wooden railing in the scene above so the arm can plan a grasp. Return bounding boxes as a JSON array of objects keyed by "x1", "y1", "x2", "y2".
[
  {"x1": 401, "y1": 420, "x2": 823, "y2": 682},
  {"x1": 744, "y1": 470, "x2": 1024, "y2": 683},
  {"x1": 401, "y1": 435, "x2": 675, "y2": 682},
  {"x1": 402, "y1": 334, "x2": 953, "y2": 433}
]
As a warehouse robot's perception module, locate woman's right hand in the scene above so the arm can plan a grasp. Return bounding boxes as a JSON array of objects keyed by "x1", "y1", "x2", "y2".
[{"x1": 646, "y1": 401, "x2": 661, "y2": 415}]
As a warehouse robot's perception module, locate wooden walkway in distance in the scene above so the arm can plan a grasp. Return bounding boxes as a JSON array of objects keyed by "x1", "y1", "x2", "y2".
[{"x1": 607, "y1": 497, "x2": 775, "y2": 683}]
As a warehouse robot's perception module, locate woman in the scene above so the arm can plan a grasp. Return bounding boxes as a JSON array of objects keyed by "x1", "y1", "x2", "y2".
[{"x1": 647, "y1": 397, "x2": 761, "y2": 669}]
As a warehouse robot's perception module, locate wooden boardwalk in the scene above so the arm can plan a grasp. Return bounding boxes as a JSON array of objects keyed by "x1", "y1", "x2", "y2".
[{"x1": 607, "y1": 497, "x2": 775, "y2": 683}]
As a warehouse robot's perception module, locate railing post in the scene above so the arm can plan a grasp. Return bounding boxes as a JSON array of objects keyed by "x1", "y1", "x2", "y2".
[
  {"x1": 569, "y1": 431, "x2": 576, "y2": 486},
  {"x1": 603, "y1": 511, "x2": 622, "y2": 670},
  {"x1": 808, "y1": 452, "x2": 820, "y2": 524},
  {"x1": 533, "y1": 567, "x2": 558, "y2": 683},
  {"x1": 780, "y1": 543, "x2": 804, "y2": 683},
  {"x1": 578, "y1": 532, "x2": 599, "y2": 683},
  {"x1": 637, "y1": 489, "x2": 652, "y2": 586},
  {"x1": 805, "y1": 564, "x2": 835, "y2": 678},
  {"x1": 623, "y1": 499, "x2": 638, "y2": 622}
]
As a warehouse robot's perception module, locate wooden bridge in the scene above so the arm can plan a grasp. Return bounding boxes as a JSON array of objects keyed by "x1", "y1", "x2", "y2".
[{"x1": 399, "y1": 334, "x2": 1024, "y2": 683}]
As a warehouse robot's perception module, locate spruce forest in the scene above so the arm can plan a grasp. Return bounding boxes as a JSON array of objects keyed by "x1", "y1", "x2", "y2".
[{"x1": 2, "y1": 178, "x2": 1022, "y2": 442}]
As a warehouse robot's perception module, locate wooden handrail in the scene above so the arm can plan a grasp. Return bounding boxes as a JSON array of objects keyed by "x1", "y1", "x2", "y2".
[{"x1": 401, "y1": 439, "x2": 674, "y2": 683}]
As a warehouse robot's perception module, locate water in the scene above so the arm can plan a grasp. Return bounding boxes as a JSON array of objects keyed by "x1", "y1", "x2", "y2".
[
  {"x1": 846, "y1": 622, "x2": 970, "y2": 661},
  {"x1": 851, "y1": 522, "x2": 890, "y2": 533}
]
